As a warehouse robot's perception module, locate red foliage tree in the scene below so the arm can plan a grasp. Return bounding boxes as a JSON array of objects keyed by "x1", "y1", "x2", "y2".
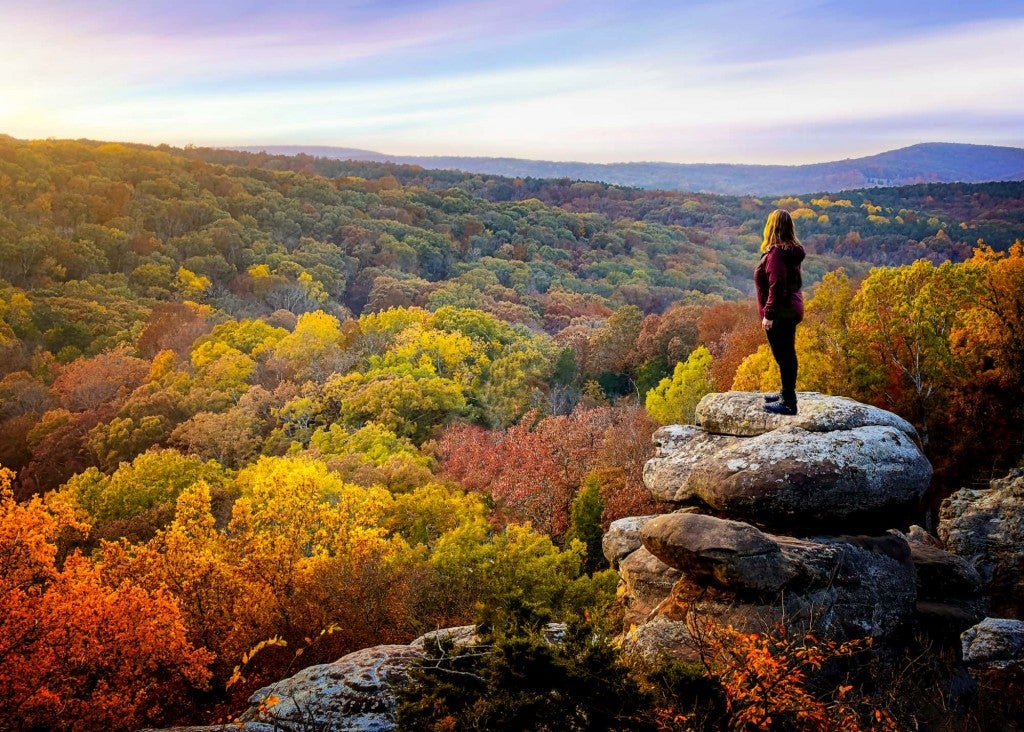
[
  {"x1": 438, "y1": 404, "x2": 662, "y2": 538},
  {"x1": 51, "y1": 348, "x2": 150, "y2": 412},
  {"x1": 635, "y1": 304, "x2": 702, "y2": 366}
]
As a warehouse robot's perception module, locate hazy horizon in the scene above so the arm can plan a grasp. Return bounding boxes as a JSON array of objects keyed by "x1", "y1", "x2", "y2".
[
  {"x1": 2, "y1": 1, "x2": 1022, "y2": 164},
  {"x1": 230, "y1": 140, "x2": 1024, "y2": 167}
]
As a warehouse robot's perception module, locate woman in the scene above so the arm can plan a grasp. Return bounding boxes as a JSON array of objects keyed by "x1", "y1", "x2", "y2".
[{"x1": 754, "y1": 209, "x2": 805, "y2": 415}]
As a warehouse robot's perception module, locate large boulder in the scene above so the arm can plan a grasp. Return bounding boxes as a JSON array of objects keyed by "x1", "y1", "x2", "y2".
[
  {"x1": 238, "y1": 644, "x2": 425, "y2": 731},
  {"x1": 962, "y1": 617, "x2": 1024, "y2": 670},
  {"x1": 908, "y1": 541, "x2": 983, "y2": 600},
  {"x1": 939, "y1": 468, "x2": 1024, "y2": 617},
  {"x1": 603, "y1": 509, "x2": 703, "y2": 570},
  {"x1": 644, "y1": 393, "x2": 932, "y2": 534},
  {"x1": 639, "y1": 512, "x2": 916, "y2": 640},
  {"x1": 640, "y1": 513, "x2": 794, "y2": 595},
  {"x1": 643, "y1": 426, "x2": 741, "y2": 503},
  {"x1": 906, "y1": 539, "x2": 986, "y2": 638},
  {"x1": 602, "y1": 515, "x2": 658, "y2": 569},
  {"x1": 223, "y1": 625, "x2": 562, "y2": 732},
  {"x1": 623, "y1": 532, "x2": 918, "y2": 661},
  {"x1": 622, "y1": 615, "x2": 699, "y2": 665}
]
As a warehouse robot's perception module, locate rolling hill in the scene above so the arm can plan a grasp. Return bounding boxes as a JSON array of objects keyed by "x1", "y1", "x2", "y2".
[{"x1": 230, "y1": 142, "x2": 1024, "y2": 196}]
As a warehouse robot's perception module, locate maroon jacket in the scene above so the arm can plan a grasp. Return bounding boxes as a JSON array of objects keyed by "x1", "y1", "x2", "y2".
[{"x1": 755, "y1": 243, "x2": 805, "y2": 322}]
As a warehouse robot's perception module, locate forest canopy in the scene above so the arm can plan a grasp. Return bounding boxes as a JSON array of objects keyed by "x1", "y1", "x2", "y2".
[{"x1": 2, "y1": 137, "x2": 1024, "y2": 729}]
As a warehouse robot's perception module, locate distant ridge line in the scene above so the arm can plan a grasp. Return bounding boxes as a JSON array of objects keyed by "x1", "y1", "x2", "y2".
[{"x1": 227, "y1": 142, "x2": 1024, "y2": 196}]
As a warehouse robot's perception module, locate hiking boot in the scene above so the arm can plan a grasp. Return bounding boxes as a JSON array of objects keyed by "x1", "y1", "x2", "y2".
[
  {"x1": 763, "y1": 392, "x2": 781, "y2": 403},
  {"x1": 764, "y1": 402, "x2": 797, "y2": 415}
]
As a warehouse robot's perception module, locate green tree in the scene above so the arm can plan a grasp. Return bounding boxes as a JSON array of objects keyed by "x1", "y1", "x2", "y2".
[
  {"x1": 564, "y1": 474, "x2": 606, "y2": 574},
  {"x1": 59, "y1": 448, "x2": 228, "y2": 526},
  {"x1": 323, "y1": 367, "x2": 469, "y2": 443},
  {"x1": 397, "y1": 615, "x2": 653, "y2": 732}
]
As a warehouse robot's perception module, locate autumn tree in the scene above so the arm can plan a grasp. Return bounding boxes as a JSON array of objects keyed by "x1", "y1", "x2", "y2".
[
  {"x1": 586, "y1": 304, "x2": 644, "y2": 379},
  {"x1": 439, "y1": 404, "x2": 659, "y2": 537},
  {"x1": 49, "y1": 349, "x2": 149, "y2": 413},
  {"x1": 645, "y1": 345, "x2": 714, "y2": 425},
  {"x1": 268, "y1": 310, "x2": 356, "y2": 384},
  {"x1": 955, "y1": 242, "x2": 1024, "y2": 406},
  {"x1": 322, "y1": 366, "x2": 469, "y2": 443},
  {"x1": 170, "y1": 384, "x2": 295, "y2": 469},
  {"x1": 58, "y1": 448, "x2": 229, "y2": 543},
  {"x1": 731, "y1": 344, "x2": 780, "y2": 392},
  {"x1": 943, "y1": 242, "x2": 1024, "y2": 479},
  {"x1": 136, "y1": 302, "x2": 215, "y2": 357},
  {"x1": 698, "y1": 301, "x2": 764, "y2": 391},
  {"x1": 0, "y1": 467, "x2": 213, "y2": 731},
  {"x1": 308, "y1": 421, "x2": 434, "y2": 492},
  {"x1": 794, "y1": 268, "x2": 857, "y2": 395},
  {"x1": 848, "y1": 259, "x2": 981, "y2": 446}
]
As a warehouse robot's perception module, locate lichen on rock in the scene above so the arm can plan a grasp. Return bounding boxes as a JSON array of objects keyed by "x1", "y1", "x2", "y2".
[{"x1": 645, "y1": 392, "x2": 932, "y2": 534}]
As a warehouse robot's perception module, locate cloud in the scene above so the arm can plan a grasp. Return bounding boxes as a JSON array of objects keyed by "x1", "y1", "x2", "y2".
[{"x1": 0, "y1": 2, "x2": 1021, "y2": 162}]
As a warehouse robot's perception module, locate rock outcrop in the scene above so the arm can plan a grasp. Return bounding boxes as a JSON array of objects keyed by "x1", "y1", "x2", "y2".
[
  {"x1": 961, "y1": 617, "x2": 1024, "y2": 670},
  {"x1": 639, "y1": 512, "x2": 917, "y2": 640},
  {"x1": 233, "y1": 628, "x2": 478, "y2": 732},
  {"x1": 617, "y1": 392, "x2": 985, "y2": 662},
  {"x1": 602, "y1": 514, "x2": 658, "y2": 570},
  {"x1": 618, "y1": 546, "x2": 682, "y2": 628},
  {"x1": 939, "y1": 468, "x2": 1024, "y2": 617},
  {"x1": 175, "y1": 625, "x2": 563, "y2": 732},
  {"x1": 645, "y1": 392, "x2": 932, "y2": 534},
  {"x1": 641, "y1": 513, "x2": 795, "y2": 596},
  {"x1": 239, "y1": 643, "x2": 425, "y2": 732},
  {"x1": 693, "y1": 391, "x2": 918, "y2": 438},
  {"x1": 905, "y1": 537, "x2": 986, "y2": 638},
  {"x1": 959, "y1": 617, "x2": 1024, "y2": 722}
]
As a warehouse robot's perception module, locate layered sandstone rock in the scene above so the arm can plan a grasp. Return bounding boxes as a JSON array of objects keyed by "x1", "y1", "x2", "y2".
[
  {"x1": 619, "y1": 391, "x2": 974, "y2": 662},
  {"x1": 939, "y1": 468, "x2": 1024, "y2": 617},
  {"x1": 637, "y1": 511, "x2": 917, "y2": 639},
  {"x1": 644, "y1": 392, "x2": 932, "y2": 534}
]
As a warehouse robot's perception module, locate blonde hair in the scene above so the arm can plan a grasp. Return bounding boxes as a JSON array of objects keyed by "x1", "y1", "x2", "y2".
[{"x1": 761, "y1": 209, "x2": 800, "y2": 252}]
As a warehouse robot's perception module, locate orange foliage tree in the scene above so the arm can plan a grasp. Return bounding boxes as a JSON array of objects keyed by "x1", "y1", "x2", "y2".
[
  {"x1": 0, "y1": 467, "x2": 212, "y2": 731},
  {"x1": 697, "y1": 301, "x2": 762, "y2": 391},
  {"x1": 684, "y1": 618, "x2": 897, "y2": 732},
  {"x1": 99, "y1": 458, "x2": 430, "y2": 698}
]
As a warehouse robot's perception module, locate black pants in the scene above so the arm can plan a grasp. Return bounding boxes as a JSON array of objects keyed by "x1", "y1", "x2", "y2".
[{"x1": 766, "y1": 318, "x2": 798, "y2": 406}]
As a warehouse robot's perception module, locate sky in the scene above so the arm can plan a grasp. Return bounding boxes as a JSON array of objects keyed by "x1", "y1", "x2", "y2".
[{"x1": 1, "y1": 0, "x2": 1022, "y2": 164}]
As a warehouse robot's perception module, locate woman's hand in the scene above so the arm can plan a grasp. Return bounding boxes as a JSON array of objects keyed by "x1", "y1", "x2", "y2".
[{"x1": 762, "y1": 317, "x2": 772, "y2": 330}]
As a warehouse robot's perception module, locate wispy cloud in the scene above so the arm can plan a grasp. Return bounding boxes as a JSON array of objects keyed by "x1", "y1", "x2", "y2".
[{"x1": 0, "y1": 1, "x2": 1021, "y2": 162}]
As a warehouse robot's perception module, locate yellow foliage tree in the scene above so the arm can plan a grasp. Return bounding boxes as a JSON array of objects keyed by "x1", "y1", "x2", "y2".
[
  {"x1": 645, "y1": 346, "x2": 714, "y2": 425},
  {"x1": 731, "y1": 344, "x2": 780, "y2": 392},
  {"x1": 174, "y1": 266, "x2": 211, "y2": 300},
  {"x1": 794, "y1": 269, "x2": 857, "y2": 395},
  {"x1": 270, "y1": 310, "x2": 353, "y2": 383}
]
